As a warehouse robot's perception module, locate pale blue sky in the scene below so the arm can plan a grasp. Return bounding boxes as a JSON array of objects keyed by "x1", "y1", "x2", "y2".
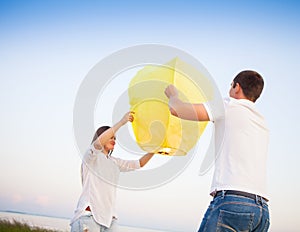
[{"x1": 0, "y1": 1, "x2": 300, "y2": 231}]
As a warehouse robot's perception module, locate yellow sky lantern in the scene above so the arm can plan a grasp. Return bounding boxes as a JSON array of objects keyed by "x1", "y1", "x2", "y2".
[{"x1": 128, "y1": 57, "x2": 213, "y2": 156}]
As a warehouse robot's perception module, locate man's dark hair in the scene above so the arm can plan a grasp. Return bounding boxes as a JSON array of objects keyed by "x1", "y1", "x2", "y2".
[{"x1": 233, "y1": 70, "x2": 264, "y2": 102}]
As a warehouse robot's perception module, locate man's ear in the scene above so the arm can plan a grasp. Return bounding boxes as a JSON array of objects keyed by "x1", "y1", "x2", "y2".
[{"x1": 234, "y1": 82, "x2": 241, "y2": 93}]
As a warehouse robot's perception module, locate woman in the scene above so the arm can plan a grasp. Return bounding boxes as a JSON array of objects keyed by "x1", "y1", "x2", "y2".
[{"x1": 70, "y1": 112, "x2": 154, "y2": 232}]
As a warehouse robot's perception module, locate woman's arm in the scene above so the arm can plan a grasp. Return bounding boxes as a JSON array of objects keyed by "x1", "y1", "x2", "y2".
[
  {"x1": 139, "y1": 153, "x2": 155, "y2": 167},
  {"x1": 94, "y1": 112, "x2": 134, "y2": 149}
]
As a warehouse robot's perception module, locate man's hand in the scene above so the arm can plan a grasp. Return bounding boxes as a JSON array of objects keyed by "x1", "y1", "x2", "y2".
[{"x1": 164, "y1": 84, "x2": 179, "y2": 99}]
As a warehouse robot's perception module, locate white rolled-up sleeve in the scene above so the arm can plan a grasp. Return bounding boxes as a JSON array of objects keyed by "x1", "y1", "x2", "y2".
[{"x1": 111, "y1": 157, "x2": 141, "y2": 172}]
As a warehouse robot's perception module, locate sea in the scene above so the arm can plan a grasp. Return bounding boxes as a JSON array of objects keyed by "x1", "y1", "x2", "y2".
[{"x1": 0, "y1": 211, "x2": 164, "y2": 232}]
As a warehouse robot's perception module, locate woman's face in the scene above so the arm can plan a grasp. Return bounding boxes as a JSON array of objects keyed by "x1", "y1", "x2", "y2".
[{"x1": 103, "y1": 135, "x2": 116, "y2": 152}]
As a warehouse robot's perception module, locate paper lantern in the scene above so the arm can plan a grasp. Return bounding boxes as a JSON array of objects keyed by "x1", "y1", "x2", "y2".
[{"x1": 128, "y1": 57, "x2": 213, "y2": 155}]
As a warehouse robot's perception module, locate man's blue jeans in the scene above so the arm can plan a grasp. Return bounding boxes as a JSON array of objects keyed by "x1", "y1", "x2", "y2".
[{"x1": 198, "y1": 191, "x2": 270, "y2": 232}]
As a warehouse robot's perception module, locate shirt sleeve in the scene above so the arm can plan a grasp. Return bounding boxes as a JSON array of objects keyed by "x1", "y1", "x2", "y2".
[
  {"x1": 203, "y1": 98, "x2": 226, "y2": 122},
  {"x1": 110, "y1": 157, "x2": 141, "y2": 172},
  {"x1": 203, "y1": 102, "x2": 214, "y2": 122},
  {"x1": 83, "y1": 143, "x2": 102, "y2": 164}
]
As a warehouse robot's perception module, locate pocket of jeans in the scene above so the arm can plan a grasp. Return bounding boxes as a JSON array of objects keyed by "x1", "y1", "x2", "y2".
[{"x1": 217, "y1": 209, "x2": 254, "y2": 231}]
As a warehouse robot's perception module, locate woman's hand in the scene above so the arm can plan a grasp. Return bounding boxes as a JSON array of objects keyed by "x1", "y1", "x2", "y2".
[{"x1": 120, "y1": 111, "x2": 135, "y2": 125}]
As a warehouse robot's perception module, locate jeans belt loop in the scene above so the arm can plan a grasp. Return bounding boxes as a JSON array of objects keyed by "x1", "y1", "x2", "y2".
[
  {"x1": 221, "y1": 190, "x2": 225, "y2": 198},
  {"x1": 256, "y1": 195, "x2": 264, "y2": 206}
]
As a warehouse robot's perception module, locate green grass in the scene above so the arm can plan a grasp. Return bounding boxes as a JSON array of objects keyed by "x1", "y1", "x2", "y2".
[{"x1": 0, "y1": 219, "x2": 60, "y2": 232}]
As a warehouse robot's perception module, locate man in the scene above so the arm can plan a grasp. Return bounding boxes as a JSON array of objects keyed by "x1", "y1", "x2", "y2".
[{"x1": 164, "y1": 70, "x2": 270, "y2": 231}]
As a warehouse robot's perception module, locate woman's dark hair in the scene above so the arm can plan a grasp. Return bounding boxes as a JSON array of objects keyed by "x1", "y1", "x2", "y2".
[
  {"x1": 233, "y1": 70, "x2": 264, "y2": 102},
  {"x1": 91, "y1": 126, "x2": 111, "y2": 144}
]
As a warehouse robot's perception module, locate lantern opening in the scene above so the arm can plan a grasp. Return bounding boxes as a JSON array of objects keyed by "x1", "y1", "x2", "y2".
[{"x1": 157, "y1": 147, "x2": 172, "y2": 155}]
